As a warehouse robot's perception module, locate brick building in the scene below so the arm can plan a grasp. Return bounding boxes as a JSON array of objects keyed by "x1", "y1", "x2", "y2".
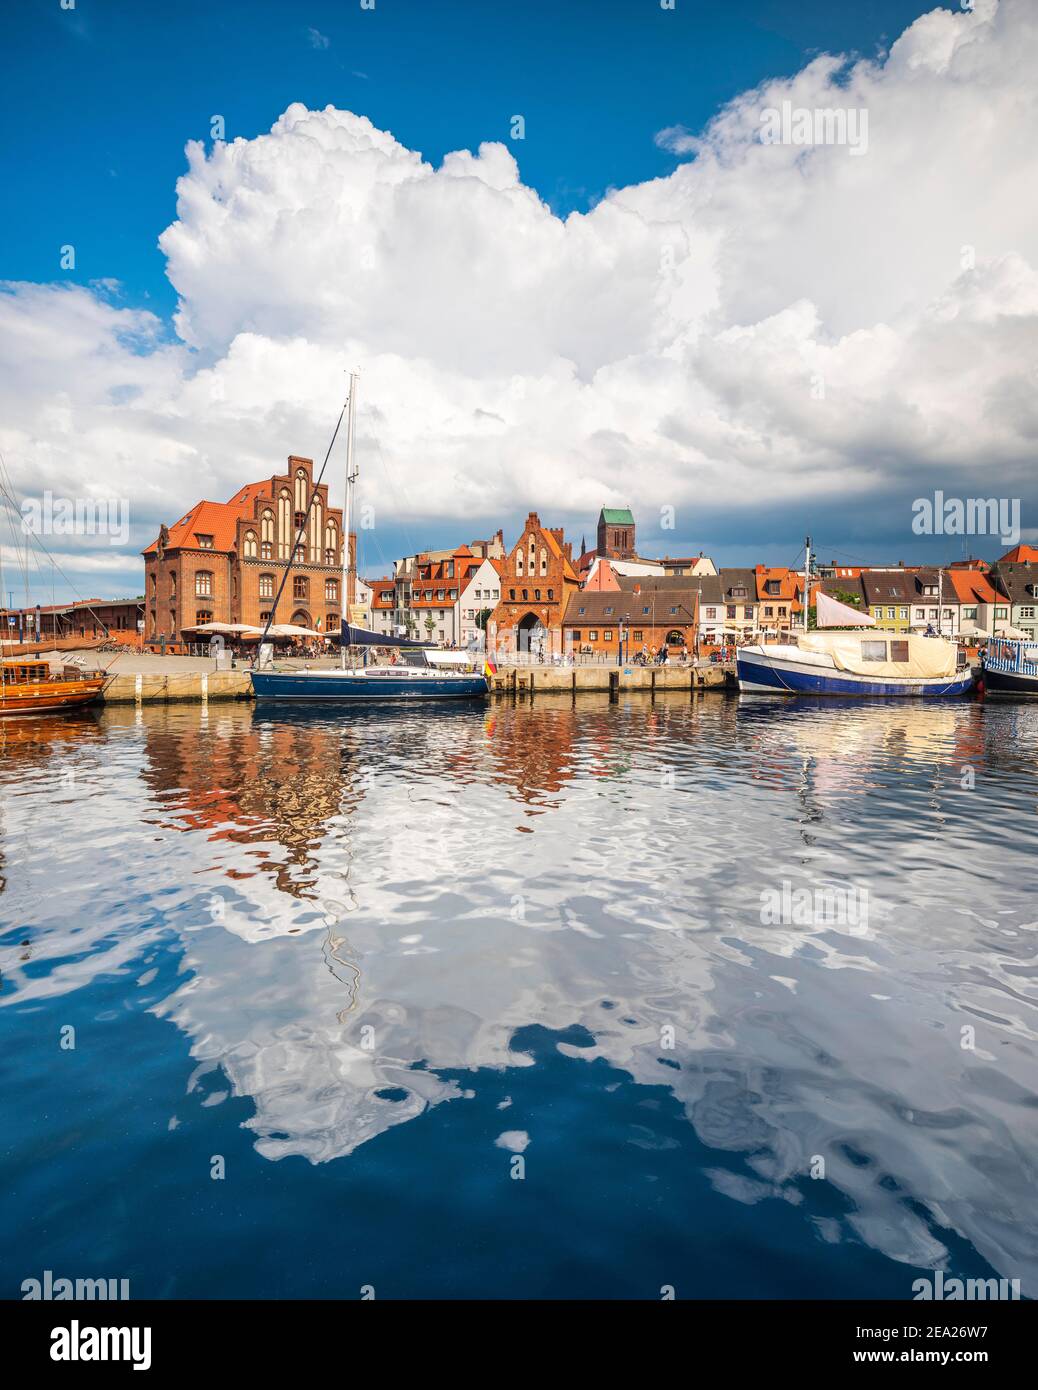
[
  {"x1": 143, "y1": 457, "x2": 351, "y2": 644},
  {"x1": 563, "y1": 578, "x2": 703, "y2": 657},
  {"x1": 488, "y1": 512, "x2": 580, "y2": 658},
  {"x1": 597, "y1": 507, "x2": 636, "y2": 560}
]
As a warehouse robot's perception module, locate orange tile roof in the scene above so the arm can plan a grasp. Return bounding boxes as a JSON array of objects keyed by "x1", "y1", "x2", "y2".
[
  {"x1": 998, "y1": 545, "x2": 1038, "y2": 564},
  {"x1": 143, "y1": 479, "x2": 271, "y2": 555},
  {"x1": 946, "y1": 569, "x2": 998, "y2": 605}
]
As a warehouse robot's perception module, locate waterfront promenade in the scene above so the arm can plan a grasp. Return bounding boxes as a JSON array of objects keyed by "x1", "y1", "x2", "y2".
[{"x1": 31, "y1": 647, "x2": 731, "y2": 703}]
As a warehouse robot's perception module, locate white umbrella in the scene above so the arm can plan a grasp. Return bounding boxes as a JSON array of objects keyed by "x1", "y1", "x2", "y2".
[{"x1": 264, "y1": 623, "x2": 322, "y2": 638}]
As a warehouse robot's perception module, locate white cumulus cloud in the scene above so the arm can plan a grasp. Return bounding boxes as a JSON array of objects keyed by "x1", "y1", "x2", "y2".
[{"x1": 1, "y1": 0, "x2": 1036, "y2": 594}]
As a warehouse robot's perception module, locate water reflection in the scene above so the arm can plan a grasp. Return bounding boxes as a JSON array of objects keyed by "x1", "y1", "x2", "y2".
[{"x1": 1, "y1": 694, "x2": 1037, "y2": 1292}]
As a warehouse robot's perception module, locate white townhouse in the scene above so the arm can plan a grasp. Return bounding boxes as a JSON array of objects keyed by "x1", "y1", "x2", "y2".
[{"x1": 456, "y1": 557, "x2": 503, "y2": 650}]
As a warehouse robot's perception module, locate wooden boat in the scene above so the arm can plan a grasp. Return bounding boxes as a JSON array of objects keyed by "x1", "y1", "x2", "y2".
[{"x1": 0, "y1": 658, "x2": 105, "y2": 716}]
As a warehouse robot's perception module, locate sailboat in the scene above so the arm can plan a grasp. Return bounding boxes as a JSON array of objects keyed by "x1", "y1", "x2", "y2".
[
  {"x1": 737, "y1": 539, "x2": 973, "y2": 698},
  {"x1": 250, "y1": 374, "x2": 489, "y2": 703}
]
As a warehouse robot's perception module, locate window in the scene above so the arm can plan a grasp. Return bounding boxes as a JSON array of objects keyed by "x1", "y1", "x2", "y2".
[
  {"x1": 670, "y1": 607, "x2": 678, "y2": 615},
  {"x1": 324, "y1": 518, "x2": 338, "y2": 566},
  {"x1": 259, "y1": 574, "x2": 274, "y2": 599},
  {"x1": 914, "y1": 608, "x2": 925, "y2": 620},
  {"x1": 727, "y1": 605, "x2": 736, "y2": 619},
  {"x1": 196, "y1": 534, "x2": 214, "y2": 549},
  {"x1": 963, "y1": 606, "x2": 977, "y2": 620},
  {"x1": 642, "y1": 606, "x2": 650, "y2": 615},
  {"x1": 604, "y1": 629, "x2": 613, "y2": 641},
  {"x1": 325, "y1": 578, "x2": 339, "y2": 602},
  {"x1": 278, "y1": 490, "x2": 291, "y2": 559},
  {"x1": 705, "y1": 608, "x2": 717, "y2": 619},
  {"x1": 294, "y1": 511, "x2": 306, "y2": 532},
  {"x1": 195, "y1": 610, "x2": 213, "y2": 626},
  {"x1": 259, "y1": 611, "x2": 272, "y2": 623},
  {"x1": 547, "y1": 588, "x2": 553, "y2": 600},
  {"x1": 522, "y1": 589, "x2": 528, "y2": 600},
  {"x1": 326, "y1": 612, "x2": 339, "y2": 630},
  {"x1": 778, "y1": 606, "x2": 787, "y2": 617},
  {"x1": 509, "y1": 589, "x2": 515, "y2": 600},
  {"x1": 766, "y1": 580, "x2": 780, "y2": 595},
  {"x1": 633, "y1": 630, "x2": 643, "y2": 642},
  {"x1": 294, "y1": 469, "x2": 307, "y2": 513},
  {"x1": 293, "y1": 576, "x2": 309, "y2": 600},
  {"x1": 1021, "y1": 607, "x2": 1035, "y2": 619},
  {"x1": 732, "y1": 586, "x2": 746, "y2": 598},
  {"x1": 578, "y1": 606, "x2": 586, "y2": 615},
  {"x1": 890, "y1": 640, "x2": 910, "y2": 661},
  {"x1": 604, "y1": 606, "x2": 613, "y2": 615},
  {"x1": 764, "y1": 606, "x2": 774, "y2": 617},
  {"x1": 243, "y1": 531, "x2": 257, "y2": 558},
  {"x1": 588, "y1": 630, "x2": 598, "y2": 641},
  {"x1": 899, "y1": 607, "x2": 908, "y2": 620},
  {"x1": 572, "y1": 630, "x2": 582, "y2": 642},
  {"x1": 534, "y1": 589, "x2": 541, "y2": 601},
  {"x1": 149, "y1": 575, "x2": 156, "y2": 600},
  {"x1": 887, "y1": 608, "x2": 895, "y2": 620},
  {"x1": 169, "y1": 573, "x2": 177, "y2": 598},
  {"x1": 861, "y1": 640, "x2": 888, "y2": 661},
  {"x1": 195, "y1": 571, "x2": 213, "y2": 597},
  {"x1": 929, "y1": 608, "x2": 938, "y2": 619},
  {"x1": 996, "y1": 607, "x2": 1008, "y2": 618}
]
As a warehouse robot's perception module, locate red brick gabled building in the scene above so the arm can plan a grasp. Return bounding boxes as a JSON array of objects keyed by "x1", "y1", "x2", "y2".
[
  {"x1": 488, "y1": 512, "x2": 580, "y2": 657},
  {"x1": 143, "y1": 456, "x2": 350, "y2": 644}
]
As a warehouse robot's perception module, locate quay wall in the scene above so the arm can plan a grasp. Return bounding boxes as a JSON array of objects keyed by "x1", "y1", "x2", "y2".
[
  {"x1": 490, "y1": 665, "x2": 728, "y2": 695},
  {"x1": 98, "y1": 664, "x2": 729, "y2": 705},
  {"x1": 101, "y1": 671, "x2": 254, "y2": 704}
]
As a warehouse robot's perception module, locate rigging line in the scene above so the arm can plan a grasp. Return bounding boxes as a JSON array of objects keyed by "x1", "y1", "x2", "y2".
[
  {"x1": 367, "y1": 424, "x2": 421, "y2": 561},
  {"x1": 258, "y1": 398, "x2": 348, "y2": 649},
  {"x1": 0, "y1": 481, "x2": 137, "y2": 636}
]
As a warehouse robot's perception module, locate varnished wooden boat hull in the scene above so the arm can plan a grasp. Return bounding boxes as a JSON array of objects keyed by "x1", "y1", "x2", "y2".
[{"x1": 0, "y1": 677, "x2": 105, "y2": 716}]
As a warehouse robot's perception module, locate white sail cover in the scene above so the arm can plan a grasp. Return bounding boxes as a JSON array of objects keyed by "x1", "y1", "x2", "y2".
[
  {"x1": 816, "y1": 590, "x2": 875, "y2": 627},
  {"x1": 800, "y1": 631, "x2": 958, "y2": 678}
]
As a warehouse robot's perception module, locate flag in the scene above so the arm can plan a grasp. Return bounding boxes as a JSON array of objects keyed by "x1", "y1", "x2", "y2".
[{"x1": 483, "y1": 657, "x2": 498, "y2": 677}]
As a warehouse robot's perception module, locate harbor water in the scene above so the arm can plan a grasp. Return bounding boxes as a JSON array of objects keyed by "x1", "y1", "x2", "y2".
[{"x1": 1, "y1": 693, "x2": 1036, "y2": 1299}]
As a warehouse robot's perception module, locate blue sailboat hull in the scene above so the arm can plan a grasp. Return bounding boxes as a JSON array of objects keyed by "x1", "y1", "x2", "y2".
[
  {"x1": 251, "y1": 670, "x2": 488, "y2": 702},
  {"x1": 738, "y1": 651, "x2": 973, "y2": 697}
]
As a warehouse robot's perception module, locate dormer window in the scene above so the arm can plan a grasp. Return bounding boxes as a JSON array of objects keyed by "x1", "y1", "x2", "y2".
[{"x1": 196, "y1": 534, "x2": 214, "y2": 550}]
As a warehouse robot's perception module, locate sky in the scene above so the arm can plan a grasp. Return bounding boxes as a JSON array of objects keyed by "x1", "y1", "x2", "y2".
[{"x1": 1, "y1": 0, "x2": 1036, "y2": 602}]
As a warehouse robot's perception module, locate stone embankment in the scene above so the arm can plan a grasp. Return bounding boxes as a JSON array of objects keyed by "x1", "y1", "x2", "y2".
[{"x1": 92, "y1": 656, "x2": 730, "y2": 705}]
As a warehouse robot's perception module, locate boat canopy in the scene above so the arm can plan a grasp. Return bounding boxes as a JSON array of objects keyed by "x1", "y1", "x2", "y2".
[
  {"x1": 340, "y1": 620, "x2": 427, "y2": 649},
  {"x1": 799, "y1": 631, "x2": 958, "y2": 678}
]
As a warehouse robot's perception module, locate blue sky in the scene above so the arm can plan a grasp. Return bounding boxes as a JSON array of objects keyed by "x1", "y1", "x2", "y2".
[
  {"x1": 5, "y1": 0, "x2": 1030, "y2": 602},
  {"x1": 4, "y1": 0, "x2": 938, "y2": 318}
]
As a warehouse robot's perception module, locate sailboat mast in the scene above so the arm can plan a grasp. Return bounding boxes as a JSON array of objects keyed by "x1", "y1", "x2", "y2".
[
  {"x1": 341, "y1": 371, "x2": 358, "y2": 670},
  {"x1": 803, "y1": 535, "x2": 812, "y2": 634}
]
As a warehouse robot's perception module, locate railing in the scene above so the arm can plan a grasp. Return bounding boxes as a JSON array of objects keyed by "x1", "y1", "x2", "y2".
[
  {"x1": 490, "y1": 649, "x2": 706, "y2": 670},
  {"x1": 985, "y1": 638, "x2": 1038, "y2": 675}
]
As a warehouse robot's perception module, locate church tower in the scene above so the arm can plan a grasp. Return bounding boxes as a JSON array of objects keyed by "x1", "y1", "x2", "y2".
[{"x1": 596, "y1": 508, "x2": 636, "y2": 561}]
